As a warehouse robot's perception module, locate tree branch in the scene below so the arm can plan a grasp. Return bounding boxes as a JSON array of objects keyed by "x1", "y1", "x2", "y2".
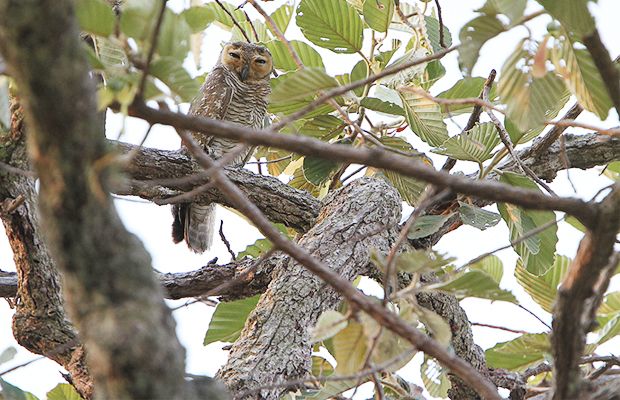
[
  {"x1": 129, "y1": 102, "x2": 597, "y2": 227},
  {"x1": 551, "y1": 181, "x2": 620, "y2": 400}
]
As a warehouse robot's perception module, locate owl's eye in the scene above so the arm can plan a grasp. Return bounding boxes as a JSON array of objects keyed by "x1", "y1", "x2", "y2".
[
  {"x1": 229, "y1": 52, "x2": 241, "y2": 59},
  {"x1": 255, "y1": 59, "x2": 267, "y2": 64}
]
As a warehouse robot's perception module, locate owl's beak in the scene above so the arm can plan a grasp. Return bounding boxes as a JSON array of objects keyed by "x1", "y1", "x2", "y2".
[{"x1": 240, "y1": 63, "x2": 250, "y2": 81}]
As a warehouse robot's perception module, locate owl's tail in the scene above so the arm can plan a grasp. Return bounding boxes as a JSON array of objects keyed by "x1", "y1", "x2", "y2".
[{"x1": 172, "y1": 203, "x2": 216, "y2": 253}]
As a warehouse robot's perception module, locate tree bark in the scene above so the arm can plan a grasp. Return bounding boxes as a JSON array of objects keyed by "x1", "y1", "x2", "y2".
[
  {"x1": 217, "y1": 177, "x2": 401, "y2": 399},
  {"x1": 0, "y1": 99, "x2": 92, "y2": 398},
  {"x1": 0, "y1": 1, "x2": 193, "y2": 399}
]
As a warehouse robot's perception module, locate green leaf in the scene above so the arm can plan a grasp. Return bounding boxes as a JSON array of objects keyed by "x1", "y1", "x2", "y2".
[
  {"x1": 504, "y1": 89, "x2": 571, "y2": 145},
  {"x1": 0, "y1": 347, "x2": 16, "y2": 366},
  {"x1": 205, "y1": 1, "x2": 245, "y2": 31},
  {"x1": 393, "y1": 250, "x2": 456, "y2": 274},
  {"x1": 399, "y1": 88, "x2": 449, "y2": 147},
  {"x1": 485, "y1": 333, "x2": 549, "y2": 372},
  {"x1": 289, "y1": 166, "x2": 321, "y2": 198},
  {"x1": 297, "y1": 0, "x2": 364, "y2": 54},
  {"x1": 269, "y1": 3, "x2": 294, "y2": 35},
  {"x1": 231, "y1": 20, "x2": 271, "y2": 43},
  {"x1": 432, "y1": 122, "x2": 500, "y2": 163},
  {"x1": 552, "y1": 30, "x2": 613, "y2": 120},
  {"x1": 298, "y1": 115, "x2": 345, "y2": 140},
  {"x1": 426, "y1": 270, "x2": 517, "y2": 302},
  {"x1": 269, "y1": 68, "x2": 338, "y2": 103},
  {"x1": 367, "y1": 85, "x2": 405, "y2": 116},
  {"x1": 420, "y1": 60, "x2": 446, "y2": 91},
  {"x1": 477, "y1": 0, "x2": 527, "y2": 23},
  {"x1": 120, "y1": 0, "x2": 159, "y2": 41},
  {"x1": 378, "y1": 169, "x2": 426, "y2": 207},
  {"x1": 421, "y1": 356, "x2": 450, "y2": 399},
  {"x1": 264, "y1": 40, "x2": 324, "y2": 72},
  {"x1": 598, "y1": 292, "x2": 620, "y2": 316},
  {"x1": 238, "y1": 238, "x2": 272, "y2": 259},
  {"x1": 181, "y1": 6, "x2": 216, "y2": 33},
  {"x1": 310, "y1": 379, "x2": 361, "y2": 400},
  {"x1": 303, "y1": 157, "x2": 341, "y2": 186},
  {"x1": 363, "y1": 0, "x2": 394, "y2": 33},
  {"x1": 310, "y1": 311, "x2": 349, "y2": 343},
  {"x1": 470, "y1": 254, "x2": 504, "y2": 283},
  {"x1": 75, "y1": 0, "x2": 115, "y2": 37},
  {"x1": 407, "y1": 214, "x2": 452, "y2": 240},
  {"x1": 424, "y1": 15, "x2": 452, "y2": 53},
  {"x1": 436, "y1": 77, "x2": 498, "y2": 116},
  {"x1": 498, "y1": 172, "x2": 558, "y2": 275},
  {"x1": 46, "y1": 384, "x2": 81, "y2": 400},
  {"x1": 457, "y1": 201, "x2": 501, "y2": 231},
  {"x1": 157, "y1": 10, "x2": 192, "y2": 58},
  {"x1": 597, "y1": 313, "x2": 620, "y2": 344},
  {"x1": 382, "y1": 48, "x2": 431, "y2": 89},
  {"x1": 0, "y1": 378, "x2": 38, "y2": 400},
  {"x1": 458, "y1": 15, "x2": 505, "y2": 75},
  {"x1": 149, "y1": 57, "x2": 199, "y2": 102},
  {"x1": 536, "y1": 0, "x2": 595, "y2": 35},
  {"x1": 332, "y1": 321, "x2": 368, "y2": 375},
  {"x1": 204, "y1": 295, "x2": 260, "y2": 345},
  {"x1": 94, "y1": 37, "x2": 128, "y2": 76},
  {"x1": 515, "y1": 255, "x2": 571, "y2": 313},
  {"x1": 311, "y1": 356, "x2": 334, "y2": 378},
  {"x1": 360, "y1": 97, "x2": 405, "y2": 116},
  {"x1": 500, "y1": 40, "x2": 567, "y2": 132}
]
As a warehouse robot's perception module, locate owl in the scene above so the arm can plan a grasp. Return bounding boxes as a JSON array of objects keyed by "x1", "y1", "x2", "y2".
[{"x1": 172, "y1": 41, "x2": 273, "y2": 253}]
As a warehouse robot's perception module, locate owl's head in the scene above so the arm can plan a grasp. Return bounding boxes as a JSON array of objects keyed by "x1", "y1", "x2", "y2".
[{"x1": 219, "y1": 42, "x2": 273, "y2": 82}]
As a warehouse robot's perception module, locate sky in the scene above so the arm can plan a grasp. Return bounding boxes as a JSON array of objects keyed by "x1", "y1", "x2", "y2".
[{"x1": 1, "y1": 0, "x2": 620, "y2": 399}]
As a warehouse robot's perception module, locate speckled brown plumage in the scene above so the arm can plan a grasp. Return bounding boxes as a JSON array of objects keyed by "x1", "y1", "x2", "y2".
[{"x1": 172, "y1": 42, "x2": 273, "y2": 253}]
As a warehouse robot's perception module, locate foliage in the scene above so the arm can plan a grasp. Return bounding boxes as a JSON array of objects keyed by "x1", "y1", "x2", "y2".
[{"x1": 3, "y1": 0, "x2": 620, "y2": 398}]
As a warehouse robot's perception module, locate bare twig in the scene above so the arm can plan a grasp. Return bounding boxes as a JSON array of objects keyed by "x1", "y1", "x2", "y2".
[
  {"x1": 471, "y1": 323, "x2": 527, "y2": 334},
  {"x1": 483, "y1": 84, "x2": 556, "y2": 195},
  {"x1": 434, "y1": 0, "x2": 446, "y2": 48},
  {"x1": 546, "y1": 118, "x2": 620, "y2": 136},
  {"x1": 442, "y1": 70, "x2": 496, "y2": 172},
  {"x1": 219, "y1": 221, "x2": 237, "y2": 261},
  {"x1": 215, "y1": 0, "x2": 251, "y2": 43},
  {"x1": 138, "y1": 0, "x2": 168, "y2": 99},
  {"x1": 0, "y1": 161, "x2": 36, "y2": 177}
]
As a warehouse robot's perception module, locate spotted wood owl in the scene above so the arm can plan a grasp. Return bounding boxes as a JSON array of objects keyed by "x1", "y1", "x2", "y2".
[{"x1": 172, "y1": 41, "x2": 273, "y2": 253}]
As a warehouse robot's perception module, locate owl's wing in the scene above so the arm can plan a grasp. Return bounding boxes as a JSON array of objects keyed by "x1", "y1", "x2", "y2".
[{"x1": 190, "y1": 66, "x2": 234, "y2": 121}]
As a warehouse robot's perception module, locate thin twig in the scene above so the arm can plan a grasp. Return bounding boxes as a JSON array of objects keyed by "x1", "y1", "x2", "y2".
[
  {"x1": 219, "y1": 220, "x2": 237, "y2": 261},
  {"x1": 546, "y1": 119, "x2": 620, "y2": 136},
  {"x1": 138, "y1": 0, "x2": 168, "y2": 99},
  {"x1": 517, "y1": 304, "x2": 551, "y2": 330},
  {"x1": 442, "y1": 70, "x2": 496, "y2": 172},
  {"x1": 483, "y1": 84, "x2": 557, "y2": 195},
  {"x1": 434, "y1": 0, "x2": 446, "y2": 48},
  {"x1": 0, "y1": 161, "x2": 36, "y2": 177},
  {"x1": 471, "y1": 322, "x2": 527, "y2": 334},
  {"x1": 215, "y1": 0, "x2": 251, "y2": 43}
]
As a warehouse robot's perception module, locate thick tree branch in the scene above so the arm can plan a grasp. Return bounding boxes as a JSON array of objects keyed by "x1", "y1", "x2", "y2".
[
  {"x1": 112, "y1": 142, "x2": 320, "y2": 233},
  {"x1": 129, "y1": 103, "x2": 598, "y2": 228},
  {"x1": 174, "y1": 126, "x2": 502, "y2": 400},
  {"x1": 551, "y1": 181, "x2": 620, "y2": 400},
  {"x1": 0, "y1": 1, "x2": 198, "y2": 399},
  {"x1": 0, "y1": 99, "x2": 93, "y2": 396}
]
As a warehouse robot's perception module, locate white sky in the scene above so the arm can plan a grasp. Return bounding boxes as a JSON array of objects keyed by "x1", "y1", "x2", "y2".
[{"x1": 1, "y1": 0, "x2": 620, "y2": 398}]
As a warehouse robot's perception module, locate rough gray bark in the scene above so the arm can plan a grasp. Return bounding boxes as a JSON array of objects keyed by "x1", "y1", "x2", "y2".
[
  {"x1": 0, "y1": 100, "x2": 92, "y2": 397},
  {"x1": 113, "y1": 142, "x2": 320, "y2": 234},
  {"x1": 216, "y1": 177, "x2": 401, "y2": 399},
  {"x1": 0, "y1": 1, "x2": 197, "y2": 399}
]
